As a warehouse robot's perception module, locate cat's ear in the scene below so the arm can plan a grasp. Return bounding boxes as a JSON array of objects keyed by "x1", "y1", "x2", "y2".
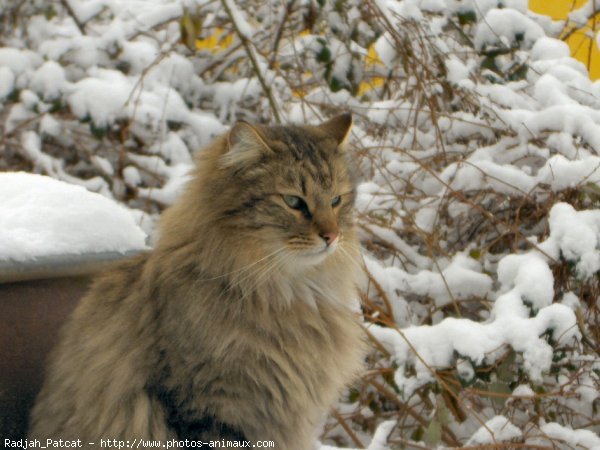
[
  {"x1": 222, "y1": 121, "x2": 271, "y2": 167},
  {"x1": 319, "y1": 113, "x2": 352, "y2": 147}
]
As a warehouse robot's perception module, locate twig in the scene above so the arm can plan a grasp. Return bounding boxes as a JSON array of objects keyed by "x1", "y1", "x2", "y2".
[
  {"x1": 561, "y1": 7, "x2": 600, "y2": 42},
  {"x1": 367, "y1": 378, "x2": 461, "y2": 447},
  {"x1": 460, "y1": 445, "x2": 553, "y2": 450},
  {"x1": 269, "y1": 0, "x2": 296, "y2": 69},
  {"x1": 330, "y1": 409, "x2": 365, "y2": 448},
  {"x1": 220, "y1": 0, "x2": 282, "y2": 123},
  {"x1": 60, "y1": 0, "x2": 86, "y2": 35}
]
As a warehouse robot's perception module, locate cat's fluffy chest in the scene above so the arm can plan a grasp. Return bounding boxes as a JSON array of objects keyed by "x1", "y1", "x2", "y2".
[
  {"x1": 263, "y1": 266, "x2": 358, "y2": 310},
  {"x1": 155, "y1": 268, "x2": 365, "y2": 445}
]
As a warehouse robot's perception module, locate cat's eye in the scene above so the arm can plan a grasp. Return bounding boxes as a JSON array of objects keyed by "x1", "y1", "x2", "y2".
[
  {"x1": 282, "y1": 195, "x2": 304, "y2": 210},
  {"x1": 331, "y1": 196, "x2": 341, "y2": 207}
]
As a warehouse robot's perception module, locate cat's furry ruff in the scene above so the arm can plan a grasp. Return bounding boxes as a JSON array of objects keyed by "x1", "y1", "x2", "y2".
[{"x1": 29, "y1": 114, "x2": 366, "y2": 449}]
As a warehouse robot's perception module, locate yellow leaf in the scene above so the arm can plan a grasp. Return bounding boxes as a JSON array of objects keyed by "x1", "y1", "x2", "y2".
[
  {"x1": 365, "y1": 43, "x2": 383, "y2": 66},
  {"x1": 195, "y1": 27, "x2": 234, "y2": 54},
  {"x1": 180, "y1": 9, "x2": 199, "y2": 51},
  {"x1": 358, "y1": 77, "x2": 385, "y2": 97}
]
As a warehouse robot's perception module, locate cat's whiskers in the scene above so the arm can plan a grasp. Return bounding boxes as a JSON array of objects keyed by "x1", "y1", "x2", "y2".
[
  {"x1": 211, "y1": 249, "x2": 291, "y2": 304},
  {"x1": 231, "y1": 249, "x2": 290, "y2": 289},
  {"x1": 237, "y1": 251, "x2": 293, "y2": 303},
  {"x1": 233, "y1": 252, "x2": 284, "y2": 291},
  {"x1": 335, "y1": 239, "x2": 362, "y2": 270},
  {"x1": 197, "y1": 246, "x2": 288, "y2": 282},
  {"x1": 186, "y1": 247, "x2": 288, "y2": 307}
]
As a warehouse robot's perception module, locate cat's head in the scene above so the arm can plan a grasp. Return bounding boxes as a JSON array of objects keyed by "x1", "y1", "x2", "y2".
[{"x1": 213, "y1": 113, "x2": 358, "y2": 269}]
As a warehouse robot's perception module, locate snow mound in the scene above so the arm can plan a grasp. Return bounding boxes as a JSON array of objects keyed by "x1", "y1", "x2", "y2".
[
  {"x1": 0, "y1": 172, "x2": 147, "y2": 262},
  {"x1": 540, "y1": 422, "x2": 600, "y2": 449},
  {"x1": 467, "y1": 415, "x2": 522, "y2": 444}
]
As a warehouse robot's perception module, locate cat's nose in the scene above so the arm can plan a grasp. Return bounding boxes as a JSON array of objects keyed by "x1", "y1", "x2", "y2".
[{"x1": 320, "y1": 231, "x2": 338, "y2": 246}]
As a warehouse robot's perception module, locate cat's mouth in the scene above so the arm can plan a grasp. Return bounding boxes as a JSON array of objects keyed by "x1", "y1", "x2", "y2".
[{"x1": 294, "y1": 240, "x2": 338, "y2": 265}]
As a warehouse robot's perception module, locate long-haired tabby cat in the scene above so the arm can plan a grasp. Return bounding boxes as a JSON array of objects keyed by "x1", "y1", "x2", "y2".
[{"x1": 29, "y1": 113, "x2": 365, "y2": 449}]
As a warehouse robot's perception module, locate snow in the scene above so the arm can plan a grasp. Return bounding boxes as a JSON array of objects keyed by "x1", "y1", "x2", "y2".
[
  {"x1": 568, "y1": 0, "x2": 600, "y2": 27},
  {"x1": 363, "y1": 251, "x2": 493, "y2": 313},
  {"x1": 320, "y1": 420, "x2": 395, "y2": 450},
  {"x1": 538, "y1": 202, "x2": 600, "y2": 278},
  {"x1": 123, "y1": 166, "x2": 142, "y2": 187},
  {"x1": 0, "y1": 67, "x2": 15, "y2": 100},
  {"x1": 0, "y1": 172, "x2": 147, "y2": 262},
  {"x1": 540, "y1": 422, "x2": 600, "y2": 449},
  {"x1": 40, "y1": 114, "x2": 61, "y2": 137},
  {"x1": 68, "y1": 74, "x2": 133, "y2": 127},
  {"x1": 128, "y1": 154, "x2": 193, "y2": 205},
  {"x1": 365, "y1": 208, "x2": 584, "y2": 395},
  {"x1": 373, "y1": 34, "x2": 395, "y2": 67},
  {"x1": 30, "y1": 61, "x2": 69, "y2": 101},
  {"x1": 531, "y1": 37, "x2": 571, "y2": 61},
  {"x1": 497, "y1": 253, "x2": 554, "y2": 312},
  {"x1": 511, "y1": 384, "x2": 534, "y2": 397},
  {"x1": 222, "y1": 0, "x2": 254, "y2": 39},
  {"x1": 0, "y1": 48, "x2": 42, "y2": 80},
  {"x1": 474, "y1": 9, "x2": 545, "y2": 51},
  {"x1": 467, "y1": 415, "x2": 522, "y2": 444},
  {"x1": 446, "y1": 57, "x2": 471, "y2": 84},
  {"x1": 369, "y1": 297, "x2": 579, "y2": 396},
  {"x1": 2, "y1": 0, "x2": 600, "y2": 447}
]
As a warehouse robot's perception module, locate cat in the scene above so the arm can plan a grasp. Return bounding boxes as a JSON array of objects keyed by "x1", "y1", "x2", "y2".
[{"x1": 28, "y1": 113, "x2": 366, "y2": 449}]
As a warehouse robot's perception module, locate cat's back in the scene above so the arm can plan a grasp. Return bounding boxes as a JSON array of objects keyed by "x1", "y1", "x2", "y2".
[
  {"x1": 28, "y1": 251, "x2": 169, "y2": 440},
  {"x1": 72, "y1": 251, "x2": 153, "y2": 322}
]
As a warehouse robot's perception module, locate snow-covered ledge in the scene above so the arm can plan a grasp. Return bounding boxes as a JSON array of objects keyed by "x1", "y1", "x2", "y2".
[{"x1": 0, "y1": 172, "x2": 148, "y2": 283}]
